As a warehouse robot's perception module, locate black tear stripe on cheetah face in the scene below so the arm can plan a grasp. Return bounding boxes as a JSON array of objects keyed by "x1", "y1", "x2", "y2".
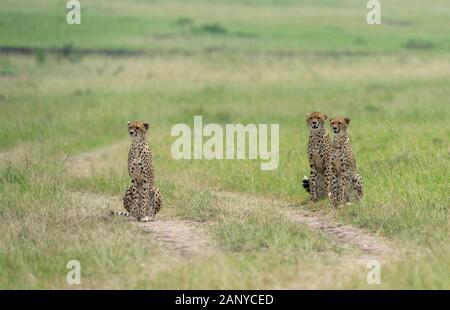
[
  {"x1": 112, "y1": 121, "x2": 163, "y2": 222},
  {"x1": 328, "y1": 117, "x2": 364, "y2": 208},
  {"x1": 305, "y1": 112, "x2": 333, "y2": 201}
]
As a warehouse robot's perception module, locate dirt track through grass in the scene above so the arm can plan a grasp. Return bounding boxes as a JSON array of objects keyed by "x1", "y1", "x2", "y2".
[
  {"x1": 213, "y1": 191, "x2": 391, "y2": 257},
  {"x1": 138, "y1": 220, "x2": 211, "y2": 256},
  {"x1": 284, "y1": 208, "x2": 392, "y2": 257},
  {"x1": 66, "y1": 141, "x2": 392, "y2": 260},
  {"x1": 70, "y1": 190, "x2": 212, "y2": 257},
  {"x1": 208, "y1": 191, "x2": 395, "y2": 289},
  {"x1": 1, "y1": 141, "x2": 394, "y2": 261},
  {"x1": 0, "y1": 133, "x2": 409, "y2": 288}
]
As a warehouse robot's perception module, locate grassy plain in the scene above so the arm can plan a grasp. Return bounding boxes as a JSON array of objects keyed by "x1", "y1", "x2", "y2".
[{"x1": 0, "y1": 0, "x2": 449, "y2": 289}]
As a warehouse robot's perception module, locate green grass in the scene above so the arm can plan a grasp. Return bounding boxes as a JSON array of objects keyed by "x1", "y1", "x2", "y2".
[
  {"x1": 0, "y1": 0, "x2": 449, "y2": 289},
  {"x1": 1, "y1": 0, "x2": 450, "y2": 53}
]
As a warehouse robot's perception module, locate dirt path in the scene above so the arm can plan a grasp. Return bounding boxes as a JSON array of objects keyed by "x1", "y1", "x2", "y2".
[
  {"x1": 214, "y1": 190, "x2": 391, "y2": 258},
  {"x1": 70, "y1": 190, "x2": 211, "y2": 257},
  {"x1": 138, "y1": 219, "x2": 211, "y2": 256},
  {"x1": 0, "y1": 143, "x2": 40, "y2": 164},
  {"x1": 283, "y1": 206, "x2": 394, "y2": 288},
  {"x1": 283, "y1": 208, "x2": 392, "y2": 257},
  {"x1": 212, "y1": 190, "x2": 394, "y2": 288},
  {"x1": 65, "y1": 141, "x2": 128, "y2": 177}
]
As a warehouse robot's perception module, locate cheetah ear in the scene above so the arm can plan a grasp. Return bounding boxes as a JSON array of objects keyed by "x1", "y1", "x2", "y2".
[
  {"x1": 344, "y1": 117, "x2": 350, "y2": 125},
  {"x1": 306, "y1": 113, "x2": 311, "y2": 118},
  {"x1": 323, "y1": 114, "x2": 328, "y2": 120},
  {"x1": 144, "y1": 122, "x2": 149, "y2": 130},
  {"x1": 127, "y1": 121, "x2": 131, "y2": 126}
]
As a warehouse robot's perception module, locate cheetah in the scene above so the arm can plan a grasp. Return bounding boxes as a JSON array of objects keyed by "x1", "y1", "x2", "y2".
[
  {"x1": 302, "y1": 112, "x2": 333, "y2": 201},
  {"x1": 328, "y1": 117, "x2": 364, "y2": 208},
  {"x1": 110, "y1": 121, "x2": 162, "y2": 222}
]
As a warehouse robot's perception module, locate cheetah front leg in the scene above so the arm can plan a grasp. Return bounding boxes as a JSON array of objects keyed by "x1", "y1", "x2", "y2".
[
  {"x1": 324, "y1": 162, "x2": 332, "y2": 199},
  {"x1": 316, "y1": 172, "x2": 328, "y2": 199},
  {"x1": 309, "y1": 165, "x2": 319, "y2": 202},
  {"x1": 151, "y1": 187, "x2": 162, "y2": 215},
  {"x1": 129, "y1": 179, "x2": 140, "y2": 220},
  {"x1": 330, "y1": 173, "x2": 346, "y2": 208},
  {"x1": 122, "y1": 184, "x2": 133, "y2": 215},
  {"x1": 337, "y1": 174, "x2": 348, "y2": 208},
  {"x1": 139, "y1": 181, "x2": 155, "y2": 222},
  {"x1": 351, "y1": 173, "x2": 364, "y2": 202},
  {"x1": 329, "y1": 173, "x2": 339, "y2": 208}
]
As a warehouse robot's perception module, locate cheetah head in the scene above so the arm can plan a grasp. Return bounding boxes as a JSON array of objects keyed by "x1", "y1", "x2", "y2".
[
  {"x1": 306, "y1": 112, "x2": 328, "y2": 131},
  {"x1": 330, "y1": 117, "x2": 350, "y2": 135},
  {"x1": 127, "y1": 121, "x2": 149, "y2": 141}
]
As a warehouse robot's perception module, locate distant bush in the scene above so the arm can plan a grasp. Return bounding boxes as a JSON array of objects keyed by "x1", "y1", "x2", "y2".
[
  {"x1": 196, "y1": 23, "x2": 227, "y2": 35},
  {"x1": 403, "y1": 39, "x2": 435, "y2": 50},
  {"x1": 35, "y1": 50, "x2": 46, "y2": 65},
  {"x1": 175, "y1": 17, "x2": 194, "y2": 27}
]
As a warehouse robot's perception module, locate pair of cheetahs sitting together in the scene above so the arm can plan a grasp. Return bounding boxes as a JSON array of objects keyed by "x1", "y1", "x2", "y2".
[
  {"x1": 111, "y1": 113, "x2": 363, "y2": 222},
  {"x1": 303, "y1": 112, "x2": 364, "y2": 208}
]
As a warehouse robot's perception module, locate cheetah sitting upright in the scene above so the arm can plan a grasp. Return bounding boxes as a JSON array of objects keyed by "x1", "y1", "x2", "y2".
[
  {"x1": 110, "y1": 121, "x2": 162, "y2": 222},
  {"x1": 328, "y1": 117, "x2": 363, "y2": 208},
  {"x1": 302, "y1": 112, "x2": 333, "y2": 201}
]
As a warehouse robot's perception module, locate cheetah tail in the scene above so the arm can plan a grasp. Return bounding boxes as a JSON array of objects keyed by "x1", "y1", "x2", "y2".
[
  {"x1": 109, "y1": 210, "x2": 130, "y2": 218},
  {"x1": 302, "y1": 176, "x2": 310, "y2": 193}
]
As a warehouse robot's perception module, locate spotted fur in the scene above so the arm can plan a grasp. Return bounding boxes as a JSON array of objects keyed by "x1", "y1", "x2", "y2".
[
  {"x1": 303, "y1": 112, "x2": 333, "y2": 201},
  {"x1": 110, "y1": 121, "x2": 162, "y2": 221},
  {"x1": 328, "y1": 117, "x2": 364, "y2": 208}
]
